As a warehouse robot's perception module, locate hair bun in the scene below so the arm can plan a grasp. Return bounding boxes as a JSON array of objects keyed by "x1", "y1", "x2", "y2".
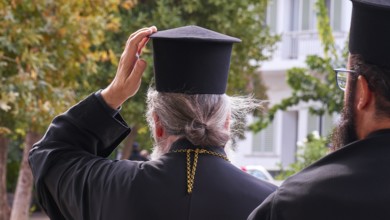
[{"x1": 184, "y1": 120, "x2": 208, "y2": 145}]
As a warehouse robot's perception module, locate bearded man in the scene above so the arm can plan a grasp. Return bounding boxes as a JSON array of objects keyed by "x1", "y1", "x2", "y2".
[{"x1": 248, "y1": 0, "x2": 390, "y2": 219}]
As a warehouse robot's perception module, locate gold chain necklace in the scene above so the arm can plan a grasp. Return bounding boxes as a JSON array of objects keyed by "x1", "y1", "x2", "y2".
[{"x1": 172, "y1": 148, "x2": 229, "y2": 194}]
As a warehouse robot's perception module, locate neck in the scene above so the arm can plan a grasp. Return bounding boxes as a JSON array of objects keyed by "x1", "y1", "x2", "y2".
[
  {"x1": 358, "y1": 115, "x2": 390, "y2": 139},
  {"x1": 151, "y1": 135, "x2": 181, "y2": 160},
  {"x1": 161, "y1": 135, "x2": 181, "y2": 151}
]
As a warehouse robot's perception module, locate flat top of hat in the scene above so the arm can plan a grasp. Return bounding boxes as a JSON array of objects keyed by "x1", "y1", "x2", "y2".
[
  {"x1": 149, "y1": 25, "x2": 241, "y2": 43},
  {"x1": 352, "y1": 0, "x2": 390, "y2": 8}
]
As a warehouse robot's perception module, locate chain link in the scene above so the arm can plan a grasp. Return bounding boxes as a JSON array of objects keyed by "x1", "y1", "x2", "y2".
[{"x1": 173, "y1": 148, "x2": 229, "y2": 194}]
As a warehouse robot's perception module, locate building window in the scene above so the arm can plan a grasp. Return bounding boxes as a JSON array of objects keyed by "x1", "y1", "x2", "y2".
[
  {"x1": 290, "y1": 0, "x2": 317, "y2": 31},
  {"x1": 301, "y1": 0, "x2": 316, "y2": 31},
  {"x1": 307, "y1": 113, "x2": 336, "y2": 136},
  {"x1": 252, "y1": 121, "x2": 275, "y2": 153},
  {"x1": 321, "y1": 113, "x2": 336, "y2": 136},
  {"x1": 326, "y1": 0, "x2": 343, "y2": 32},
  {"x1": 307, "y1": 113, "x2": 319, "y2": 134},
  {"x1": 266, "y1": 0, "x2": 278, "y2": 33},
  {"x1": 290, "y1": 0, "x2": 343, "y2": 32}
]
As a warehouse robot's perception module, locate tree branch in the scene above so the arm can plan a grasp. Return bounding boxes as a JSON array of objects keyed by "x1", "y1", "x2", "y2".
[{"x1": 0, "y1": 55, "x2": 16, "y2": 63}]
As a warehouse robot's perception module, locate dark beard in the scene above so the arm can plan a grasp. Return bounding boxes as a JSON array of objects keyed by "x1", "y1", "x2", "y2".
[{"x1": 331, "y1": 82, "x2": 359, "y2": 151}]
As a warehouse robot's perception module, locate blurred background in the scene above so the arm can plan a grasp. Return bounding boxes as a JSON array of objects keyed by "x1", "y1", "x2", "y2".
[{"x1": 0, "y1": 0, "x2": 351, "y2": 219}]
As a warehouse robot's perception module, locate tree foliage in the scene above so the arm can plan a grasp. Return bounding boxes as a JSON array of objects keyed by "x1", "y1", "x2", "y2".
[
  {"x1": 276, "y1": 131, "x2": 328, "y2": 180},
  {"x1": 250, "y1": 0, "x2": 348, "y2": 132},
  {"x1": 0, "y1": 0, "x2": 279, "y2": 216},
  {"x1": 0, "y1": 1, "x2": 121, "y2": 219},
  {"x1": 0, "y1": 0, "x2": 120, "y2": 133}
]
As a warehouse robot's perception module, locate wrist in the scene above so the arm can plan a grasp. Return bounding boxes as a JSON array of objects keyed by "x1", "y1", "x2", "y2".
[{"x1": 101, "y1": 88, "x2": 122, "y2": 109}]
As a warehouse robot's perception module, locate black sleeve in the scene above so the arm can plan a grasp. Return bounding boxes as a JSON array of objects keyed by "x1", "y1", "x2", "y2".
[
  {"x1": 94, "y1": 89, "x2": 122, "y2": 117},
  {"x1": 28, "y1": 93, "x2": 133, "y2": 219}
]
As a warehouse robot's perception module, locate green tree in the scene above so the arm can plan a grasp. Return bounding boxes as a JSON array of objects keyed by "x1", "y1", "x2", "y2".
[
  {"x1": 249, "y1": 0, "x2": 349, "y2": 180},
  {"x1": 92, "y1": 0, "x2": 280, "y2": 158},
  {"x1": 0, "y1": 129, "x2": 11, "y2": 220},
  {"x1": 276, "y1": 131, "x2": 328, "y2": 180},
  {"x1": 0, "y1": 1, "x2": 120, "y2": 219}
]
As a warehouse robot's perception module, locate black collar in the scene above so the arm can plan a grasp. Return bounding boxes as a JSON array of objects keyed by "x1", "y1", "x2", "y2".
[
  {"x1": 366, "y1": 128, "x2": 390, "y2": 139},
  {"x1": 169, "y1": 138, "x2": 227, "y2": 157}
]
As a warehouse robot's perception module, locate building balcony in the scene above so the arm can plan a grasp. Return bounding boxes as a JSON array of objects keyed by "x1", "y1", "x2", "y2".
[{"x1": 262, "y1": 30, "x2": 349, "y2": 72}]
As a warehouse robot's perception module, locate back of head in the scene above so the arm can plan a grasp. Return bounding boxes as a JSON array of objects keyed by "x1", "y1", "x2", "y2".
[
  {"x1": 349, "y1": 54, "x2": 390, "y2": 118},
  {"x1": 146, "y1": 89, "x2": 230, "y2": 146},
  {"x1": 147, "y1": 26, "x2": 259, "y2": 148},
  {"x1": 349, "y1": 0, "x2": 390, "y2": 118}
]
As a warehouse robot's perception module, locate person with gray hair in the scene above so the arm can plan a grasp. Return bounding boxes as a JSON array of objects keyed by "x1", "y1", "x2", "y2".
[
  {"x1": 146, "y1": 88, "x2": 259, "y2": 161},
  {"x1": 29, "y1": 26, "x2": 276, "y2": 220}
]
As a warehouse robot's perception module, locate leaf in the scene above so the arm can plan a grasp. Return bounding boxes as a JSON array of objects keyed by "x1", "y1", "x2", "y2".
[
  {"x1": 0, "y1": 127, "x2": 11, "y2": 134},
  {"x1": 0, "y1": 100, "x2": 11, "y2": 112}
]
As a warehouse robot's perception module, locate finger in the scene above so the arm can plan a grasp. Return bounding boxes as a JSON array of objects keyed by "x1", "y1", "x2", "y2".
[
  {"x1": 120, "y1": 29, "x2": 152, "y2": 70},
  {"x1": 122, "y1": 28, "x2": 155, "y2": 71},
  {"x1": 129, "y1": 28, "x2": 155, "y2": 48},
  {"x1": 137, "y1": 37, "x2": 150, "y2": 56},
  {"x1": 127, "y1": 26, "x2": 156, "y2": 47},
  {"x1": 137, "y1": 26, "x2": 157, "y2": 55},
  {"x1": 128, "y1": 27, "x2": 151, "y2": 42},
  {"x1": 128, "y1": 26, "x2": 157, "y2": 43},
  {"x1": 124, "y1": 29, "x2": 152, "y2": 60},
  {"x1": 128, "y1": 59, "x2": 147, "y2": 84},
  {"x1": 124, "y1": 28, "x2": 153, "y2": 58},
  {"x1": 149, "y1": 26, "x2": 157, "y2": 33},
  {"x1": 125, "y1": 29, "x2": 152, "y2": 53},
  {"x1": 126, "y1": 59, "x2": 147, "y2": 97}
]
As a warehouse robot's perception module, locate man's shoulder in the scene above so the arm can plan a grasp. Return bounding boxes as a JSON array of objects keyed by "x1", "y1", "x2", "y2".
[
  {"x1": 247, "y1": 158, "x2": 342, "y2": 220},
  {"x1": 251, "y1": 136, "x2": 390, "y2": 220}
]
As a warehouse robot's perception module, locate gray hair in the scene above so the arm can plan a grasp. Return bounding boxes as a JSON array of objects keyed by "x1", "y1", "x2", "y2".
[{"x1": 146, "y1": 88, "x2": 262, "y2": 147}]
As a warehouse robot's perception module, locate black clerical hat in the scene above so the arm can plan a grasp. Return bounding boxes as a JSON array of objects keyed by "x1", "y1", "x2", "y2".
[
  {"x1": 149, "y1": 26, "x2": 241, "y2": 94},
  {"x1": 349, "y1": 0, "x2": 390, "y2": 67}
]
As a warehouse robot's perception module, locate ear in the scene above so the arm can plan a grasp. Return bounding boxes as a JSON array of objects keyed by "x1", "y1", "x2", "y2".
[
  {"x1": 153, "y1": 112, "x2": 164, "y2": 138},
  {"x1": 356, "y1": 75, "x2": 373, "y2": 111}
]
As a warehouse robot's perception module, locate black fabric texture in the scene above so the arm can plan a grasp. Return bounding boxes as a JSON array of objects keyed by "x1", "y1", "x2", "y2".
[
  {"x1": 349, "y1": 0, "x2": 390, "y2": 67},
  {"x1": 29, "y1": 92, "x2": 277, "y2": 220},
  {"x1": 248, "y1": 129, "x2": 390, "y2": 220},
  {"x1": 149, "y1": 25, "x2": 241, "y2": 43},
  {"x1": 150, "y1": 25, "x2": 240, "y2": 94}
]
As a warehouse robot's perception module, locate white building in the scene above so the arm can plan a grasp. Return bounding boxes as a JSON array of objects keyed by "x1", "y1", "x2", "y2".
[{"x1": 232, "y1": 0, "x2": 352, "y2": 172}]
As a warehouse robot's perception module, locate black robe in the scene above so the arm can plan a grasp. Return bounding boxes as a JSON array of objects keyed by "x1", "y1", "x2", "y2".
[
  {"x1": 29, "y1": 93, "x2": 277, "y2": 220},
  {"x1": 248, "y1": 129, "x2": 390, "y2": 220}
]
